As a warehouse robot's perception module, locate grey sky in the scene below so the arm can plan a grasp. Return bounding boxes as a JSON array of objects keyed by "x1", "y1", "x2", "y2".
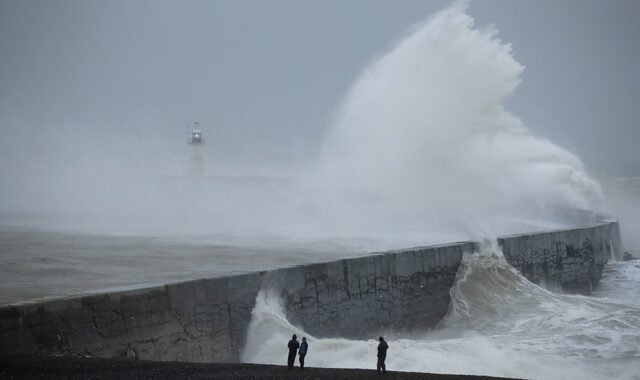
[{"x1": 1, "y1": 0, "x2": 639, "y2": 169}]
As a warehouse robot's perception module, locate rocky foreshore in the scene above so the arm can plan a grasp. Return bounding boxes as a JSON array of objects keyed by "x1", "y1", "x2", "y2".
[{"x1": 0, "y1": 355, "x2": 522, "y2": 379}]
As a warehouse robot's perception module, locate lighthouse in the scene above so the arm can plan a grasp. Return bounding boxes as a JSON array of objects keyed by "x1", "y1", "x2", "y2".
[
  {"x1": 189, "y1": 121, "x2": 204, "y2": 145},
  {"x1": 187, "y1": 121, "x2": 205, "y2": 175}
]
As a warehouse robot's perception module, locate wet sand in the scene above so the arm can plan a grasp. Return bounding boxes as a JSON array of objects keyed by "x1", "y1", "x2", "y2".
[{"x1": 0, "y1": 355, "x2": 522, "y2": 379}]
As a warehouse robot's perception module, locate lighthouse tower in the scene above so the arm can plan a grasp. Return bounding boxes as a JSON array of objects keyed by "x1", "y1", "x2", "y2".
[
  {"x1": 188, "y1": 121, "x2": 205, "y2": 175},
  {"x1": 189, "y1": 121, "x2": 204, "y2": 146}
]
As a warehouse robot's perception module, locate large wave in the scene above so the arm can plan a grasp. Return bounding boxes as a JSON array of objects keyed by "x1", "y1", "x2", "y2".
[
  {"x1": 239, "y1": 7, "x2": 638, "y2": 378},
  {"x1": 307, "y1": 2, "x2": 602, "y2": 242}
]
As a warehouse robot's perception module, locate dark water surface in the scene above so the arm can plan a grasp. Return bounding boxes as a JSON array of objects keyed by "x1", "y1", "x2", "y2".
[{"x1": 0, "y1": 229, "x2": 354, "y2": 305}]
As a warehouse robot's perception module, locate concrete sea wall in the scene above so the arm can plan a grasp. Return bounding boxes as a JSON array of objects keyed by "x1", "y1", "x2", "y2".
[
  {"x1": 0, "y1": 220, "x2": 622, "y2": 362},
  {"x1": 499, "y1": 221, "x2": 621, "y2": 293}
]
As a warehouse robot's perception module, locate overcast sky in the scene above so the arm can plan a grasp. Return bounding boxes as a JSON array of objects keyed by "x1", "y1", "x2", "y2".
[{"x1": 1, "y1": 0, "x2": 639, "y2": 170}]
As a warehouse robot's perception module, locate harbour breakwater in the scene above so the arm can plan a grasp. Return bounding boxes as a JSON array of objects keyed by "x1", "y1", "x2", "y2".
[{"x1": 0, "y1": 219, "x2": 622, "y2": 363}]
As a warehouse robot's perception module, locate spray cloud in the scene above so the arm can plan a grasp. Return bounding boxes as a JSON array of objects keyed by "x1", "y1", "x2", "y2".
[{"x1": 306, "y1": 2, "x2": 602, "y2": 244}]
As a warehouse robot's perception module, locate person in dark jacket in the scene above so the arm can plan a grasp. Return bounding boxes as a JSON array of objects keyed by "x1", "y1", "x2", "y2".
[
  {"x1": 298, "y1": 337, "x2": 308, "y2": 369},
  {"x1": 287, "y1": 334, "x2": 299, "y2": 369},
  {"x1": 377, "y1": 336, "x2": 388, "y2": 374}
]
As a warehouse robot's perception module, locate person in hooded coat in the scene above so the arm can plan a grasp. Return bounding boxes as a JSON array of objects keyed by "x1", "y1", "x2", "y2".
[
  {"x1": 287, "y1": 334, "x2": 299, "y2": 369},
  {"x1": 377, "y1": 336, "x2": 389, "y2": 374}
]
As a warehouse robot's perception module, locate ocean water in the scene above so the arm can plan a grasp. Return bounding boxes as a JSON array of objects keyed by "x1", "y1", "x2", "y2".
[
  {"x1": 0, "y1": 3, "x2": 638, "y2": 379},
  {"x1": 241, "y1": 247, "x2": 640, "y2": 380},
  {"x1": 0, "y1": 228, "x2": 356, "y2": 305},
  {"x1": 0, "y1": 212, "x2": 567, "y2": 306}
]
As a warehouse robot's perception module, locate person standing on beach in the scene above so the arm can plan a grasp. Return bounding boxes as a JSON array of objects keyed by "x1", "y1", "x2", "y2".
[
  {"x1": 287, "y1": 334, "x2": 299, "y2": 369},
  {"x1": 298, "y1": 337, "x2": 308, "y2": 369},
  {"x1": 377, "y1": 336, "x2": 388, "y2": 375}
]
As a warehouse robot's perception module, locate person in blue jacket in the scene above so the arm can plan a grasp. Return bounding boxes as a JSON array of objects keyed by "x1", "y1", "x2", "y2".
[{"x1": 298, "y1": 337, "x2": 308, "y2": 369}]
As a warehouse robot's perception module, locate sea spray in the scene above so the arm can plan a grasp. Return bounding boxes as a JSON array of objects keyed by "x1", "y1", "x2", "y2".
[
  {"x1": 0, "y1": 3, "x2": 604, "y2": 248},
  {"x1": 307, "y1": 2, "x2": 602, "y2": 241},
  {"x1": 240, "y1": 7, "x2": 637, "y2": 378}
]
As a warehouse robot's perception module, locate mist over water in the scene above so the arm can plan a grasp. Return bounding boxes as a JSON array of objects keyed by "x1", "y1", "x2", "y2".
[
  {"x1": 0, "y1": 2, "x2": 630, "y2": 299},
  {"x1": 592, "y1": 161, "x2": 640, "y2": 254},
  {"x1": 0, "y1": 3, "x2": 603, "y2": 248}
]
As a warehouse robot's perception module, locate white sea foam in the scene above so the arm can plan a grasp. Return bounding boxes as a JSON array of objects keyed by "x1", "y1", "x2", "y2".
[{"x1": 242, "y1": 246, "x2": 640, "y2": 380}]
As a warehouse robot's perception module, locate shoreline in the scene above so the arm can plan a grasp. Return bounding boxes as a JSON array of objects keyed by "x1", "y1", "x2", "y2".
[{"x1": 0, "y1": 355, "x2": 522, "y2": 379}]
